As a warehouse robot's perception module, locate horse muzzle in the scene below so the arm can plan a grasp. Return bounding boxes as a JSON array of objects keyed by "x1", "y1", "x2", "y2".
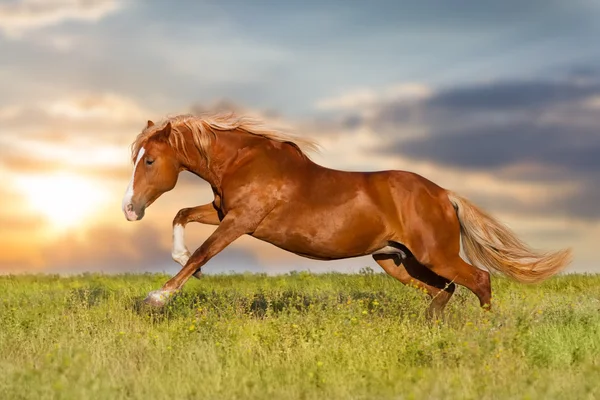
[{"x1": 123, "y1": 203, "x2": 145, "y2": 221}]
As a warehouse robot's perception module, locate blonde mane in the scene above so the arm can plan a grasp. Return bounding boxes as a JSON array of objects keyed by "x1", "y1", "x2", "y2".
[{"x1": 130, "y1": 112, "x2": 320, "y2": 164}]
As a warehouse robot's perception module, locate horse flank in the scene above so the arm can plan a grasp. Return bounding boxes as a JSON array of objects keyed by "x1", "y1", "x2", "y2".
[{"x1": 130, "y1": 112, "x2": 320, "y2": 165}]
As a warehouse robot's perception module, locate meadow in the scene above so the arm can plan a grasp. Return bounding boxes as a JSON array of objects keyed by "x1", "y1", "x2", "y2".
[{"x1": 1, "y1": 270, "x2": 599, "y2": 400}]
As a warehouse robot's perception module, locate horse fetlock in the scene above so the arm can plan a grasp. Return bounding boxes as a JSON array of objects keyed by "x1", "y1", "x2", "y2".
[{"x1": 171, "y1": 250, "x2": 191, "y2": 266}]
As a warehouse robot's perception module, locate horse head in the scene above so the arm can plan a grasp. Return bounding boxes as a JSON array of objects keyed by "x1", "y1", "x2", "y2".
[{"x1": 122, "y1": 120, "x2": 180, "y2": 221}]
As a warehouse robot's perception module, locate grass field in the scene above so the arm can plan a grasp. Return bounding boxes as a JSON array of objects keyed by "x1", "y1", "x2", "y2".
[{"x1": 1, "y1": 270, "x2": 599, "y2": 399}]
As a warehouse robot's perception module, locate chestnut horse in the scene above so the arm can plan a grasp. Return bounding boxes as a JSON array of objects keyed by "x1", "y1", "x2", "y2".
[{"x1": 122, "y1": 113, "x2": 572, "y2": 316}]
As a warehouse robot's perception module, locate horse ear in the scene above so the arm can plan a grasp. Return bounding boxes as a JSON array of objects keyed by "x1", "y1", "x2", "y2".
[
  {"x1": 146, "y1": 120, "x2": 155, "y2": 128},
  {"x1": 155, "y1": 122, "x2": 172, "y2": 142}
]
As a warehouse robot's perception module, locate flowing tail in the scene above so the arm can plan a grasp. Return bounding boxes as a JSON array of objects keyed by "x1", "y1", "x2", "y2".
[{"x1": 447, "y1": 191, "x2": 572, "y2": 284}]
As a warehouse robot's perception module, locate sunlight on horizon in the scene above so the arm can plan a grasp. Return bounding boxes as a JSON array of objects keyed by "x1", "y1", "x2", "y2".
[{"x1": 15, "y1": 172, "x2": 109, "y2": 231}]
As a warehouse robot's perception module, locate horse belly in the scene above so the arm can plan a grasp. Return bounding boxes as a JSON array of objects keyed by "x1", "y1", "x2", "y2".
[{"x1": 251, "y1": 204, "x2": 390, "y2": 260}]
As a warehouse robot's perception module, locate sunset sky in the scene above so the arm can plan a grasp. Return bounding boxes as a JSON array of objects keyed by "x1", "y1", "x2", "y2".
[{"x1": 1, "y1": 0, "x2": 599, "y2": 276}]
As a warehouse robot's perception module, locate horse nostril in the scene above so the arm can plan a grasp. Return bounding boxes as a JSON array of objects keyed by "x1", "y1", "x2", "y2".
[{"x1": 126, "y1": 204, "x2": 134, "y2": 212}]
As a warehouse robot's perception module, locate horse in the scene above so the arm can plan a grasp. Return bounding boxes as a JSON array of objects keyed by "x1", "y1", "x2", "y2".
[{"x1": 121, "y1": 112, "x2": 572, "y2": 317}]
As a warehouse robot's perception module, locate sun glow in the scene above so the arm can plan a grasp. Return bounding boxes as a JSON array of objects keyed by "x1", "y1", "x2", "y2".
[{"x1": 16, "y1": 172, "x2": 108, "y2": 230}]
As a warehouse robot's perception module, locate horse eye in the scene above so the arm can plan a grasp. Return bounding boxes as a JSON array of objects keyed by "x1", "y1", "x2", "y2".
[{"x1": 145, "y1": 159, "x2": 154, "y2": 166}]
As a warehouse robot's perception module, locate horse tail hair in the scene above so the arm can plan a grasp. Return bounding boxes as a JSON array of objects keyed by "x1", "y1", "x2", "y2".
[{"x1": 447, "y1": 191, "x2": 572, "y2": 284}]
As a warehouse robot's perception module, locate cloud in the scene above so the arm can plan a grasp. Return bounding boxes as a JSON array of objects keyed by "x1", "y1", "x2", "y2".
[
  {"x1": 0, "y1": 152, "x2": 131, "y2": 181},
  {"x1": 0, "y1": 93, "x2": 156, "y2": 178},
  {"x1": 0, "y1": 221, "x2": 171, "y2": 274},
  {"x1": 0, "y1": 134, "x2": 131, "y2": 184},
  {"x1": 583, "y1": 95, "x2": 600, "y2": 109},
  {"x1": 0, "y1": 220, "x2": 265, "y2": 275},
  {"x1": 46, "y1": 93, "x2": 151, "y2": 123},
  {"x1": 39, "y1": 224, "x2": 171, "y2": 273},
  {"x1": 0, "y1": 92, "x2": 154, "y2": 128},
  {"x1": 383, "y1": 122, "x2": 600, "y2": 172},
  {"x1": 425, "y1": 80, "x2": 600, "y2": 112},
  {"x1": 315, "y1": 83, "x2": 433, "y2": 112},
  {"x1": 0, "y1": 0, "x2": 122, "y2": 37},
  {"x1": 333, "y1": 75, "x2": 600, "y2": 220}
]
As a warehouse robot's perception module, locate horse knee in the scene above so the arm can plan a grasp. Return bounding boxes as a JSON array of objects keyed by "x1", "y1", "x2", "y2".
[{"x1": 173, "y1": 208, "x2": 191, "y2": 226}]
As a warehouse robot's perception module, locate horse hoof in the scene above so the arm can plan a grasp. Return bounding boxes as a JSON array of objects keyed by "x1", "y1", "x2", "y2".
[
  {"x1": 193, "y1": 269, "x2": 203, "y2": 279},
  {"x1": 143, "y1": 290, "x2": 175, "y2": 307}
]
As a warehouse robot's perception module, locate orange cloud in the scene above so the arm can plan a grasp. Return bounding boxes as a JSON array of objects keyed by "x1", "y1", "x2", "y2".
[
  {"x1": 46, "y1": 93, "x2": 151, "y2": 123},
  {"x1": 0, "y1": 153, "x2": 131, "y2": 181}
]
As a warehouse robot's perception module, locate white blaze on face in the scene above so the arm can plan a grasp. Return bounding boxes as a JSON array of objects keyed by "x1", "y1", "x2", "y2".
[{"x1": 122, "y1": 147, "x2": 145, "y2": 220}]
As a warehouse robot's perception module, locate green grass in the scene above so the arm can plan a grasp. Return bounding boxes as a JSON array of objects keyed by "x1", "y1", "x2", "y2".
[{"x1": 1, "y1": 270, "x2": 599, "y2": 400}]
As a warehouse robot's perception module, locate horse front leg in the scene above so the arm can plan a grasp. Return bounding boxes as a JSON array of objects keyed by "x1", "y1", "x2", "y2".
[
  {"x1": 145, "y1": 213, "x2": 251, "y2": 307},
  {"x1": 171, "y1": 203, "x2": 221, "y2": 278}
]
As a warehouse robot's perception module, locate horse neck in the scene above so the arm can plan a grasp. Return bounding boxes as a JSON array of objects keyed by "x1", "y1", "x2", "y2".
[
  {"x1": 182, "y1": 128, "x2": 258, "y2": 187},
  {"x1": 183, "y1": 127, "x2": 318, "y2": 188}
]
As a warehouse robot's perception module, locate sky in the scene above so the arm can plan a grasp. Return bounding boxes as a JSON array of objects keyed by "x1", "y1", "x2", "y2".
[{"x1": 0, "y1": 0, "x2": 599, "y2": 276}]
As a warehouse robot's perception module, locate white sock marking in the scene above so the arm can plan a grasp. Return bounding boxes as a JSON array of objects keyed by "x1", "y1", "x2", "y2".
[{"x1": 172, "y1": 224, "x2": 190, "y2": 266}]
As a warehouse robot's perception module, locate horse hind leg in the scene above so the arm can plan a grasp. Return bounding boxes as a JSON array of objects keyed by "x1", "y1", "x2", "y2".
[
  {"x1": 407, "y1": 229, "x2": 492, "y2": 310},
  {"x1": 430, "y1": 255, "x2": 492, "y2": 310},
  {"x1": 395, "y1": 190, "x2": 493, "y2": 310},
  {"x1": 372, "y1": 253, "x2": 456, "y2": 319}
]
